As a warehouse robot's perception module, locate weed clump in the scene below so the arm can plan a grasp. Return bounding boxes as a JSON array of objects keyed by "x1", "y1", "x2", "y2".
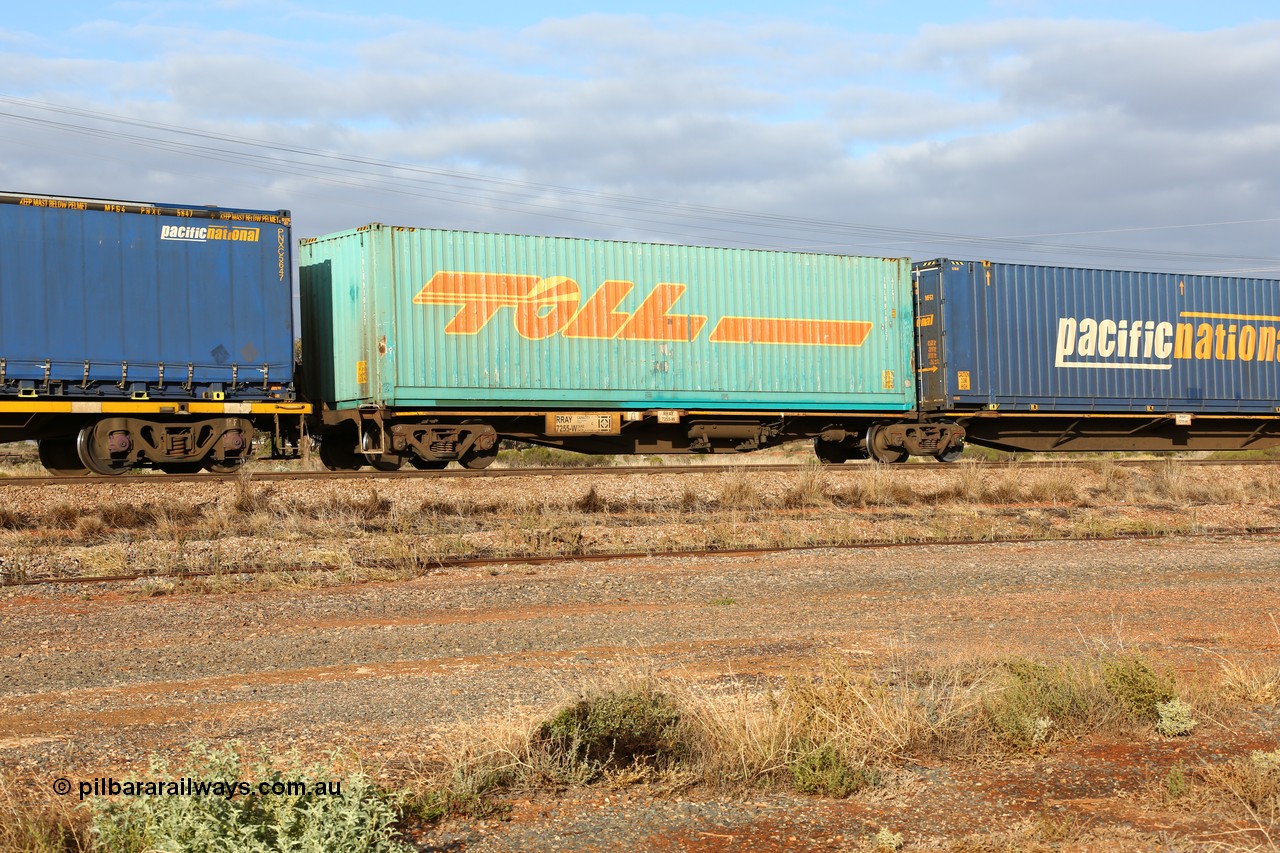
[
  {"x1": 575, "y1": 485, "x2": 606, "y2": 513},
  {"x1": 788, "y1": 743, "x2": 881, "y2": 797},
  {"x1": 74, "y1": 516, "x2": 110, "y2": 543},
  {"x1": 1164, "y1": 762, "x2": 1191, "y2": 802},
  {"x1": 679, "y1": 487, "x2": 704, "y2": 512},
  {"x1": 231, "y1": 476, "x2": 269, "y2": 515},
  {"x1": 1100, "y1": 654, "x2": 1175, "y2": 722},
  {"x1": 717, "y1": 473, "x2": 761, "y2": 509},
  {"x1": 90, "y1": 743, "x2": 409, "y2": 853},
  {"x1": 1155, "y1": 698, "x2": 1197, "y2": 737},
  {"x1": 45, "y1": 502, "x2": 81, "y2": 530},
  {"x1": 535, "y1": 686, "x2": 685, "y2": 781},
  {"x1": 1204, "y1": 749, "x2": 1280, "y2": 822},
  {"x1": 982, "y1": 658, "x2": 1113, "y2": 751},
  {"x1": 778, "y1": 468, "x2": 830, "y2": 509},
  {"x1": 0, "y1": 772, "x2": 88, "y2": 852},
  {"x1": 497, "y1": 446, "x2": 614, "y2": 468},
  {"x1": 326, "y1": 488, "x2": 393, "y2": 522},
  {"x1": 831, "y1": 468, "x2": 916, "y2": 508},
  {"x1": 98, "y1": 503, "x2": 156, "y2": 529}
]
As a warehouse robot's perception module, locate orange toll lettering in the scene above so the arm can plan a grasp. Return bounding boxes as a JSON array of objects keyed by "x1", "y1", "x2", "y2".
[
  {"x1": 413, "y1": 271, "x2": 869, "y2": 348},
  {"x1": 562, "y1": 280, "x2": 635, "y2": 339},
  {"x1": 513, "y1": 276, "x2": 581, "y2": 340},
  {"x1": 616, "y1": 284, "x2": 707, "y2": 342},
  {"x1": 709, "y1": 317, "x2": 873, "y2": 347},
  {"x1": 413, "y1": 272, "x2": 552, "y2": 335}
]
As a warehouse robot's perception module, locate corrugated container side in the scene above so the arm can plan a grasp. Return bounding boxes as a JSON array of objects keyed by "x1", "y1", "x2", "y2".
[
  {"x1": 916, "y1": 259, "x2": 1280, "y2": 414},
  {"x1": 0, "y1": 192, "x2": 294, "y2": 400},
  {"x1": 300, "y1": 225, "x2": 915, "y2": 412}
]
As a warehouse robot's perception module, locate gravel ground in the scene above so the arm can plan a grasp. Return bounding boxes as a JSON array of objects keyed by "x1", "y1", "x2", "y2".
[{"x1": 2, "y1": 464, "x2": 1280, "y2": 849}]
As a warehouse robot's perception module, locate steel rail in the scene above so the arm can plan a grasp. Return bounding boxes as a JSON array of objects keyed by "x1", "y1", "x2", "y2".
[
  {"x1": 6, "y1": 527, "x2": 1280, "y2": 588},
  {"x1": 0, "y1": 456, "x2": 1277, "y2": 487}
]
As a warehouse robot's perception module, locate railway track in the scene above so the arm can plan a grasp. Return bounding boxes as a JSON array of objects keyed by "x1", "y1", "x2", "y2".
[
  {"x1": 0, "y1": 456, "x2": 1275, "y2": 487},
  {"x1": 8, "y1": 526, "x2": 1280, "y2": 588}
]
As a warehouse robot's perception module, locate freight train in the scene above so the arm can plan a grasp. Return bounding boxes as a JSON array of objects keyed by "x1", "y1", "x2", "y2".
[{"x1": 3, "y1": 190, "x2": 1279, "y2": 476}]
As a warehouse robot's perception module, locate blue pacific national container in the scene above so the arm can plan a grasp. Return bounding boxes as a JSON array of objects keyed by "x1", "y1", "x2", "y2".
[
  {"x1": 915, "y1": 259, "x2": 1280, "y2": 414},
  {"x1": 0, "y1": 191, "x2": 294, "y2": 401},
  {"x1": 299, "y1": 225, "x2": 915, "y2": 412}
]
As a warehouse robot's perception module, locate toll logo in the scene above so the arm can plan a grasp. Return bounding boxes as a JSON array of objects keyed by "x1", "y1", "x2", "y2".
[
  {"x1": 160, "y1": 224, "x2": 261, "y2": 243},
  {"x1": 413, "y1": 271, "x2": 874, "y2": 346}
]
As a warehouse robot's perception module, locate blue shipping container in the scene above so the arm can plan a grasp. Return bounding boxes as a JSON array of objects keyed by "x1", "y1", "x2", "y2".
[
  {"x1": 915, "y1": 259, "x2": 1280, "y2": 414},
  {"x1": 300, "y1": 225, "x2": 916, "y2": 413},
  {"x1": 0, "y1": 191, "x2": 294, "y2": 401}
]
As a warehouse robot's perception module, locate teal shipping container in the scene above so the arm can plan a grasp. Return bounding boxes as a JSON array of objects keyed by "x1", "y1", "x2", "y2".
[{"x1": 299, "y1": 225, "x2": 915, "y2": 413}]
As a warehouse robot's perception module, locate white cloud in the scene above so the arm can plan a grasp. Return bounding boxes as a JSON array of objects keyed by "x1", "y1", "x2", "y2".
[{"x1": 0, "y1": 11, "x2": 1276, "y2": 271}]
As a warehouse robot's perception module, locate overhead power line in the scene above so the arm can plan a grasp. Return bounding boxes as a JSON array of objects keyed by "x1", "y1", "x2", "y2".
[{"x1": 0, "y1": 95, "x2": 1275, "y2": 273}]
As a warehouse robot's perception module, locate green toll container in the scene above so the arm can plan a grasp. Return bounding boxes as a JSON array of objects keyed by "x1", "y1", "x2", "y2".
[{"x1": 300, "y1": 224, "x2": 915, "y2": 413}]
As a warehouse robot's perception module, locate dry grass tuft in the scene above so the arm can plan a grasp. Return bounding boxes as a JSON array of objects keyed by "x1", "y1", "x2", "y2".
[
  {"x1": 73, "y1": 516, "x2": 110, "y2": 543},
  {"x1": 575, "y1": 485, "x2": 607, "y2": 513},
  {"x1": 1218, "y1": 658, "x2": 1280, "y2": 706},
  {"x1": 44, "y1": 503, "x2": 81, "y2": 530},
  {"x1": 1201, "y1": 749, "x2": 1280, "y2": 828},
  {"x1": 717, "y1": 471, "x2": 762, "y2": 509},
  {"x1": 324, "y1": 487, "x2": 393, "y2": 522},
  {"x1": 96, "y1": 503, "x2": 156, "y2": 529},
  {"x1": 832, "y1": 467, "x2": 917, "y2": 507},
  {"x1": 777, "y1": 467, "x2": 830, "y2": 509},
  {"x1": 0, "y1": 772, "x2": 88, "y2": 852},
  {"x1": 678, "y1": 487, "x2": 705, "y2": 512}
]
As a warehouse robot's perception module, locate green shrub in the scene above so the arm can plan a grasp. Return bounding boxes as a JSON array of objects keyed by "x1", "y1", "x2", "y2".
[
  {"x1": 788, "y1": 743, "x2": 881, "y2": 797},
  {"x1": 1164, "y1": 762, "x2": 1191, "y2": 802},
  {"x1": 870, "y1": 826, "x2": 905, "y2": 851},
  {"x1": 983, "y1": 658, "x2": 1110, "y2": 751},
  {"x1": 1155, "y1": 698, "x2": 1197, "y2": 737},
  {"x1": 535, "y1": 687, "x2": 685, "y2": 780},
  {"x1": 90, "y1": 743, "x2": 408, "y2": 853},
  {"x1": 1100, "y1": 654, "x2": 1175, "y2": 722}
]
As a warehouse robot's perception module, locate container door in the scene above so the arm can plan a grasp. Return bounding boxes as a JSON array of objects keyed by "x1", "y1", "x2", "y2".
[{"x1": 914, "y1": 261, "x2": 948, "y2": 409}]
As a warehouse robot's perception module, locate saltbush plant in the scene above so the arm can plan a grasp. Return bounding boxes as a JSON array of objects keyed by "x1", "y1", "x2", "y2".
[
  {"x1": 982, "y1": 658, "x2": 1113, "y2": 751},
  {"x1": 89, "y1": 743, "x2": 409, "y2": 853},
  {"x1": 1100, "y1": 654, "x2": 1176, "y2": 722},
  {"x1": 788, "y1": 743, "x2": 881, "y2": 797},
  {"x1": 534, "y1": 685, "x2": 686, "y2": 782},
  {"x1": 1155, "y1": 698, "x2": 1197, "y2": 737}
]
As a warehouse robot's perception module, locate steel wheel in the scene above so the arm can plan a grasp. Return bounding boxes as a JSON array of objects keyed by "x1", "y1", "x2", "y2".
[
  {"x1": 934, "y1": 444, "x2": 965, "y2": 463},
  {"x1": 38, "y1": 437, "x2": 89, "y2": 476},
  {"x1": 865, "y1": 424, "x2": 909, "y2": 464},
  {"x1": 459, "y1": 446, "x2": 498, "y2": 469},
  {"x1": 366, "y1": 455, "x2": 404, "y2": 471},
  {"x1": 318, "y1": 433, "x2": 364, "y2": 471},
  {"x1": 76, "y1": 424, "x2": 130, "y2": 475},
  {"x1": 813, "y1": 437, "x2": 849, "y2": 465}
]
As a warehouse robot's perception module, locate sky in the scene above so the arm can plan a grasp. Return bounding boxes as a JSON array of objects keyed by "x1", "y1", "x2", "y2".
[{"x1": 0, "y1": 1, "x2": 1276, "y2": 273}]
